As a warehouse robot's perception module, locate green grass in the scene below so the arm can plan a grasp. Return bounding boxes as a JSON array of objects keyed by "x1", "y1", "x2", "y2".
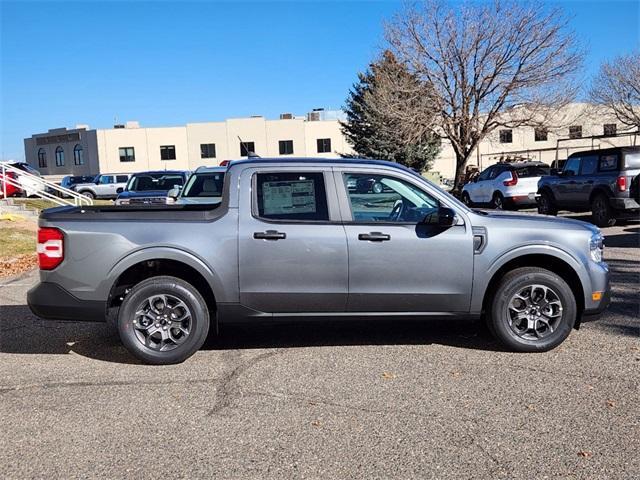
[
  {"x1": 11, "y1": 198, "x2": 113, "y2": 212},
  {"x1": 0, "y1": 224, "x2": 36, "y2": 257}
]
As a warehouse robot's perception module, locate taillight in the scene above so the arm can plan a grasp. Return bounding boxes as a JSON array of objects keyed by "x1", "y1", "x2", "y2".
[
  {"x1": 503, "y1": 171, "x2": 518, "y2": 187},
  {"x1": 37, "y1": 227, "x2": 64, "y2": 270},
  {"x1": 219, "y1": 160, "x2": 230, "y2": 167},
  {"x1": 616, "y1": 175, "x2": 627, "y2": 192}
]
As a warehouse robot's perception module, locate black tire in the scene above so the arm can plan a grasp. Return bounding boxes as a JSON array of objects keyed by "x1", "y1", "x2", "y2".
[
  {"x1": 462, "y1": 192, "x2": 473, "y2": 207},
  {"x1": 491, "y1": 191, "x2": 505, "y2": 210},
  {"x1": 487, "y1": 267, "x2": 576, "y2": 352},
  {"x1": 79, "y1": 190, "x2": 95, "y2": 199},
  {"x1": 537, "y1": 190, "x2": 558, "y2": 216},
  {"x1": 591, "y1": 193, "x2": 616, "y2": 228},
  {"x1": 117, "y1": 276, "x2": 210, "y2": 365}
]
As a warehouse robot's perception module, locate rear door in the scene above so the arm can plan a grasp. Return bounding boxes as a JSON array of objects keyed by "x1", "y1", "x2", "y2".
[
  {"x1": 470, "y1": 166, "x2": 494, "y2": 203},
  {"x1": 337, "y1": 168, "x2": 473, "y2": 312},
  {"x1": 238, "y1": 166, "x2": 348, "y2": 313}
]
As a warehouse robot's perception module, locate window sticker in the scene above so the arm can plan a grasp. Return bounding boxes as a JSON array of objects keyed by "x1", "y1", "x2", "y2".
[{"x1": 263, "y1": 179, "x2": 317, "y2": 215}]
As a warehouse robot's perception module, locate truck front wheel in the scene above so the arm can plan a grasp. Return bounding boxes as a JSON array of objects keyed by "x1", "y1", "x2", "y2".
[
  {"x1": 487, "y1": 267, "x2": 576, "y2": 352},
  {"x1": 117, "y1": 275, "x2": 210, "y2": 365}
]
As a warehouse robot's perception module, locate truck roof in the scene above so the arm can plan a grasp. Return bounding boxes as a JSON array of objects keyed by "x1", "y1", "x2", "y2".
[
  {"x1": 228, "y1": 157, "x2": 418, "y2": 174},
  {"x1": 567, "y1": 146, "x2": 640, "y2": 158}
]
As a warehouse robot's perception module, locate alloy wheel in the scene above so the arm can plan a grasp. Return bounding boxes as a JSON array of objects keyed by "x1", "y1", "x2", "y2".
[
  {"x1": 132, "y1": 294, "x2": 192, "y2": 351},
  {"x1": 506, "y1": 284, "x2": 563, "y2": 340}
]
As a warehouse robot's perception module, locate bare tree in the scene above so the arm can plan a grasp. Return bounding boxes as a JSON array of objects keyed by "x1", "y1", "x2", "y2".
[
  {"x1": 590, "y1": 51, "x2": 640, "y2": 130},
  {"x1": 385, "y1": 0, "x2": 583, "y2": 183}
]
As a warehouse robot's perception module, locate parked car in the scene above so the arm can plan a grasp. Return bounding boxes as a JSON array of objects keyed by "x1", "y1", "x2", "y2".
[
  {"x1": 0, "y1": 170, "x2": 20, "y2": 198},
  {"x1": 56, "y1": 175, "x2": 97, "y2": 198},
  {"x1": 537, "y1": 147, "x2": 640, "y2": 227},
  {"x1": 27, "y1": 158, "x2": 610, "y2": 364},
  {"x1": 0, "y1": 161, "x2": 46, "y2": 197},
  {"x1": 347, "y1": 175, "x2": 393, "y2": 194},
  {"x1": 167, "y1": 167, "x2": 226, "y2": 205},
  {"x1": 115, "y1": 170, "x2": 188, "y2": 205},
  {"x1": 73, "y1": 173, "x2": 131, "y2": 200},
  {"x1": 462, "y1": 161, "x2": 551, "y2": 210}
]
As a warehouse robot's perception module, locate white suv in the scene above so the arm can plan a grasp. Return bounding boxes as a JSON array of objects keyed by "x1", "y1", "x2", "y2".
[
  {"x1": 73, "y1": 173, "x2": 131, "y2": 199},
  {"x1": 462, "y1": 162, "x2": 550, "y2": 210}
]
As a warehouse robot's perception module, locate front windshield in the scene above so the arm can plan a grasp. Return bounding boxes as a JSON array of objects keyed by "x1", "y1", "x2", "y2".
[
  {"x1": 127, "y1": 173, "x2": 184, "y2": 192},
  {"x1": 182, "y1": 172, "x2": 225, "y2": 199}
]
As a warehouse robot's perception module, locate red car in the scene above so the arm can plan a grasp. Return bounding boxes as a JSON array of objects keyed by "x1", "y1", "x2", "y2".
[{"x1": 0, "y1": 170, "x2": 21, "y2": 198}]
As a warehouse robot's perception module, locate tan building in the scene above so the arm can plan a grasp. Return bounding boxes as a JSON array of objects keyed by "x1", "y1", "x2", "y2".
[
  {"x1": 24, "y1": 109, "x2": 353, "y2": 179},
  {"x1": 24, "y1": 103, "x2": 639, "y2": 181}
]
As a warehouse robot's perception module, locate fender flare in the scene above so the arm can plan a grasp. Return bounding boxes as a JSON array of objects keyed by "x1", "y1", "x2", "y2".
[
  {"x1": 471, "y1": 244, "x2": 590, "y2": 312},
  {"x1": 101, "y1": 246, "x2": 227, "y2": 305}
]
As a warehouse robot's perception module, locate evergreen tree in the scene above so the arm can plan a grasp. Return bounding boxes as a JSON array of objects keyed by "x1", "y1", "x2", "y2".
[{"x1": 341, "y1": 51, "x2": 440, "y2": 173}]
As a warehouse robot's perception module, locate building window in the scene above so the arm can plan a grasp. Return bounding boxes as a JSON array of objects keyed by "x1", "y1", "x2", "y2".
[
  {"x1": 603, "y1": 123, "x2": 617, "y2": 137},
  {"x1": 278, "y1": 140, "x2": 294, "y2": 155},
  {"x1": 37, "y1": 148, "x2": 47, "y2": 168},
  {"x1": 569, "y1": 125, "x2": 582, "y2": 139},
  {"x1": 73, "y1": 144, "x2": 84, "y2": 165},
  {"x1": 55, "y1": 146, "x2": 65, "y2": 167},
  {"x1": 119, "y1": 147, "x2": 135, "y2": 162},
  {"x1": 240, "y1": 141, "x2": 256, "y2": 157},
  {"x1": 534, "y1": 128, "x2": 548, "y2": 142},
  {"x1": 200, "y1": 143, "x2": 216, "y2": 159},
  {"x1": 160, "y1": 145, "x2": 176, "y2": 160},
  {"x1": 499, "y1": 129, "x2": 513, "y2": 143},
  {"x1": 317, "y1": 138, "x2": 332, "y2": 153}
]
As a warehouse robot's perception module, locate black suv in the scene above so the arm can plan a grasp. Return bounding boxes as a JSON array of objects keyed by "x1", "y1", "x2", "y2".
[{"x1": 537, "y1": 147, "x2": 640, "y2": 227}]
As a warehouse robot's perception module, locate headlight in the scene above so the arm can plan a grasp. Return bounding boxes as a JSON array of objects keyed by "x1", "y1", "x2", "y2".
[{"x1": 589, "y1": 233, "x2": 604, "y2": 262}]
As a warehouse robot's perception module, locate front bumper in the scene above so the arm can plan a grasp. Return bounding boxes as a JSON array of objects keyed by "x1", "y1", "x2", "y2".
[
  {"x1": 581, "y1": 262, "x2": 611, "y2": 321},
  {"x1": 27, "y1": 282, "x2": 106, "y2": 322}
]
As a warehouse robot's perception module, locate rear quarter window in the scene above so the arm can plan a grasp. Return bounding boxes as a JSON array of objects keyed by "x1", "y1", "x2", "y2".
[
  {"x1": 255, "y1": 172, "x2": 329, "y2": 221},
  {"x1": 599, "y1": 155, "x2": 618, "y2": 171}
]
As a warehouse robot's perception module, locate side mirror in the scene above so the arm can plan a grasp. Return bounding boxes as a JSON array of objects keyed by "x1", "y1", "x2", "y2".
[
  {"x1": 422, "y1": 207, "x2": 457, "y2": 227},
  {"x1": 167, "y1": 187, "x2": 180, "y2": 199}
]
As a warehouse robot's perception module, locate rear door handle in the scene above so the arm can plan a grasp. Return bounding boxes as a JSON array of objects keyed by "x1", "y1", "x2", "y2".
[
  {"x1": 358, "y1": 232, "x2": 391, "y2": 242},
  {"x1": 253, "y1": 230, "x2": 286, "y2": 240}
]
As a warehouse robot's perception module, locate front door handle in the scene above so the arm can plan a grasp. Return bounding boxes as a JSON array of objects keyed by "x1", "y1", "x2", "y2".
[
  {"x1": 358, "y1": 232, "x2": 391, "y2": 242},
  {"x1": 254, "y1": 230, "x2": 286, "y2": 240}
]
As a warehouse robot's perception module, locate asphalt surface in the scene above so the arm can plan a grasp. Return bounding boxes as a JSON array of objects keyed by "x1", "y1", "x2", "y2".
[{"x1": 1, "y1": 214, "x2": 638, "y2": 479}]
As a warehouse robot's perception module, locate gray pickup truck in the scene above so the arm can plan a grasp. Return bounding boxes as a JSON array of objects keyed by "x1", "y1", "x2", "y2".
[
  {"x1": 28, "y1": 158, "x2": 610, "y2": 364},
  {"x1": 537, "y1": 147, "x2": 640, "y2": 227}
]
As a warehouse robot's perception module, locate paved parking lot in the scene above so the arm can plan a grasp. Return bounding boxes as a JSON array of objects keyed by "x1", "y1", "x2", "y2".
[{"x1": 1, "y1": 214, "x2": 638, "y2": 479}]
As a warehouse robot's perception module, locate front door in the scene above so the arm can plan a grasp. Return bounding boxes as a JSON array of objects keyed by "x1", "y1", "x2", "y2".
[
  {"x1": 238, "y1": 167, "x2": 348, "y2": 313},
  {"x1": 338, "y1": 170, "x2": 474, "y2": 313}
]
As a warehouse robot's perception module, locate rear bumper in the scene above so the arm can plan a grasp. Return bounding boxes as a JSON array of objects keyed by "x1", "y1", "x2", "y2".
[
  {"x1": 27, "y1": 282, "x2": 106, "y2": 322},
  {"x1": 508, "y1": 194, "x2": 538, "y2": 207},
  {"x1": 610, "y1": 197, "x2": 640, "y2": 211}
]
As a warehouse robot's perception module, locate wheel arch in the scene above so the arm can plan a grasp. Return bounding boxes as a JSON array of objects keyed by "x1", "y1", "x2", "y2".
[
  {"x1": 479, "y1": 251, "x2": 586, "y2": 328},
  {"x1": 105, "y1": 248, "x2": 221, "y2": 327},
  {"x1": 588, "y1": 186, "x2": 614, "y2": 204}
]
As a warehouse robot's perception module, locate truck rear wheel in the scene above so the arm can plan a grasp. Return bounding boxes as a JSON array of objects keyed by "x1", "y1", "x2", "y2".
[
  {"x1": 487, "y1": 267, "x2": 576, "y2": 352},
  {"x1": 117, "y1": 275, "x2": 210, "y2": 365},
  {"x1": 591, "y1": 193, "x2": 616, "y2": 227},
  {"x1": 537, "y1": 191, "x2": 557, "y2": 216}
]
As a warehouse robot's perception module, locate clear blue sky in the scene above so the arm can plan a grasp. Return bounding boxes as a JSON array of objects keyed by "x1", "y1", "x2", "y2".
[{"x1": 1, "y1": 0, "x2": 638, "y2": 160}]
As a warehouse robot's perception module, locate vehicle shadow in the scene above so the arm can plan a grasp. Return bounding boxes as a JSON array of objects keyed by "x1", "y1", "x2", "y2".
[{"x1": 0, "y1": 304, "x2": 505, "y2": 364}]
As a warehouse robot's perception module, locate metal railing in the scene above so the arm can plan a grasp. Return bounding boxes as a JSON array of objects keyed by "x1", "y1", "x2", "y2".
[{"x1": 0, "y1": 163, "x2": 93, "y2": 207}]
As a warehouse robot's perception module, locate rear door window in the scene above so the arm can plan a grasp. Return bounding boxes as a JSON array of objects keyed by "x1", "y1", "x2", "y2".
[
  {"x1": 580, "y1": 156, "x2": 598, "y2": 175},
  {"x1": 116, "y1": 175, "x2": 129, "y2": 183},
  {"x1": 255, "y1": 172, "x2": 329, "y2": 221}
]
